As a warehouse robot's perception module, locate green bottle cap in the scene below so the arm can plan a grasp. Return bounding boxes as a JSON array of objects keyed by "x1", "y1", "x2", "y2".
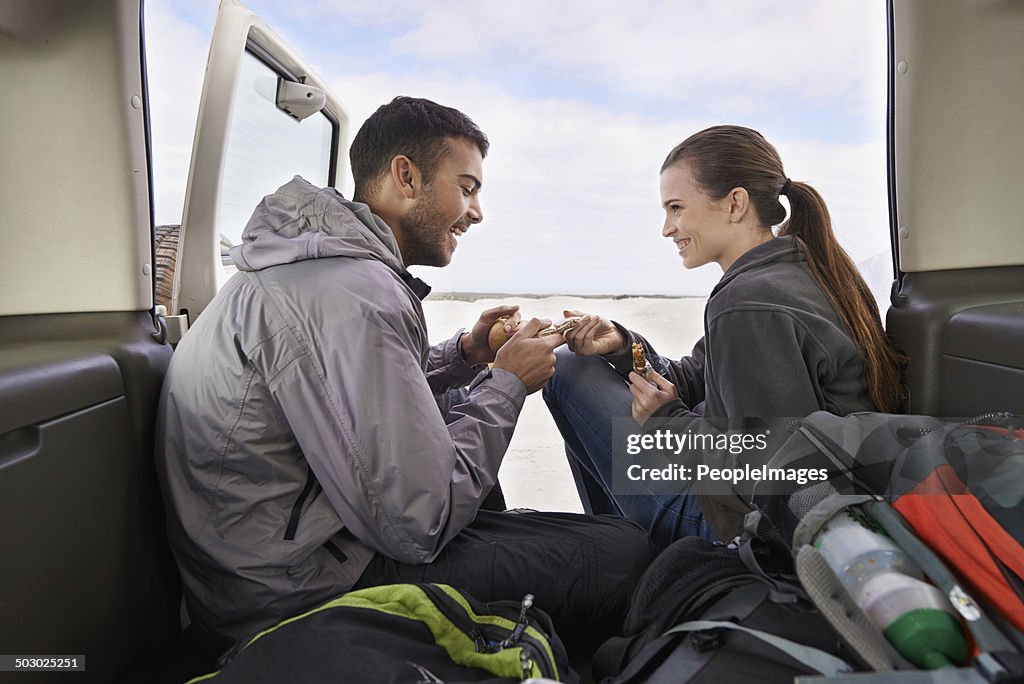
[{"x1": 884, "y1": 608, "x2": 968, "y2": 670}]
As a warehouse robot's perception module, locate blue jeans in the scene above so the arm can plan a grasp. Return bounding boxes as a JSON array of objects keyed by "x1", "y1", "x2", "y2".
[{"x1": 543, "y1": 348, "x2": 715, "y2": 547}]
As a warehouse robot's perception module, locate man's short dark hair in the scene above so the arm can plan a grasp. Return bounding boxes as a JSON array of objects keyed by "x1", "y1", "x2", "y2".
[{"x1": 350, "y1": 96, "x2": 489, "y2": 202}]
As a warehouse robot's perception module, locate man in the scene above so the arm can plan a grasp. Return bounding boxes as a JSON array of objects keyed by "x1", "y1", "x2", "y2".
[{"x1": 156, "y1": 96, "x2": 654, "y2": 655}]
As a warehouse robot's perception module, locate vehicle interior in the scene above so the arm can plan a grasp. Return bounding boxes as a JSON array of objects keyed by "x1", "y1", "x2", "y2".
[
  {"x1": 885, "y1": 0, "x2": 1024, "y2": 418},
  {"x1": 0, "y1": 0, "x2": 345, "y2": 680},
  {"x1": 0, "y1": 0, "x2": 1021, "y2": 682}
]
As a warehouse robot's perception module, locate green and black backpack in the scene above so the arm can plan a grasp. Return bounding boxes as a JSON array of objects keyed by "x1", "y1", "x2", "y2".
[{"x1": 188, "y1": 583, "x2": 576, "y2": 683}]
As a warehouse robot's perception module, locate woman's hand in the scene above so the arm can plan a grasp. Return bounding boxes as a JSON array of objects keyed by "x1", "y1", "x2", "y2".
[
  {"x1": 562, "y1": 309, "x2": 626, "y2": 356},
  {"x1": 492, "y1": 318, "x2": 566, "y2": 395},
  {"x1": 629, "y1": 371, "x2": 678, "y2": 425},
  {"x1": 461, "y1": 305, "x2": 521, "y2": 366}
]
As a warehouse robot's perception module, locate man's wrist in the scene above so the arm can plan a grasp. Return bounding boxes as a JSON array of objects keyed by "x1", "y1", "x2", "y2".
[{"x1": 459, "y1": 331, "x2": 482, "y2": 366}]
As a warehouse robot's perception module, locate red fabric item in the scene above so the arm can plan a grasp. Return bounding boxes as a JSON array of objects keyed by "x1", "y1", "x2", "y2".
[
  {"x1": 893, "y1": 464, "x2": 1024, "y2": 631},
  {"x1": 974, "y1": 425, "x2": 1024, "y2": 441}
]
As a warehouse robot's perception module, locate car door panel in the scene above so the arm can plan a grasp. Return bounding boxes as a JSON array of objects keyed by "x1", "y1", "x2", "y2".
[
  {"x1": 887, "y1": 0, "x2": 1024, "y2": 418},
  {"x1": 0, "y1": 313, "x2": 177, "y2": 682},
  {"x1": 887, "y1": 267, "x2": 1024, "y2": 416},
  {"x1": 1, "y1": 0, "x2": 349, "y2": 679}
]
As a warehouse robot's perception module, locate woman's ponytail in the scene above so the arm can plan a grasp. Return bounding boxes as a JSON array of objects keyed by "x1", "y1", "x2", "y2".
[{"x1": 780, "y1": 181, "x2": 904, "y2": 412}]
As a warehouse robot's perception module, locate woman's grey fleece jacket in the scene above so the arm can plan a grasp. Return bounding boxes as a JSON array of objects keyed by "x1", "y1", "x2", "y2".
[
  {"x1": 155, "y1": 176, "x2": 527, "y2": 648},
  {"x1": 605, "y1": 236, "x2": 877, "y2": 539}
]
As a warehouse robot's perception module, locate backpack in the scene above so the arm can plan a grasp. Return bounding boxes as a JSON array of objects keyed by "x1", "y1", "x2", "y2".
[
  {"x1": 188, "y1": 583, "x2": 577, "y2": 683},
  {"x1": 594, "y1": 535, "x2": 860, "y2": 684},
  {"x1": 751, "y1": 411, "x2": 1024, "y2": 680},
  {"x1": 603, "y1": 412, "x2": 1024, "y2": 684}
]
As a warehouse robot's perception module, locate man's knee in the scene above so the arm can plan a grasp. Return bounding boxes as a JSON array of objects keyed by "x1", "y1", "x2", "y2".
[
  {"x1": 562, "y1": 514, "x2": 656, "y2": 641},
  {"x1": 589, "y1": 514, "x2": 658, "y2": 582},
  {"x1": 536, "y1": 512, "x2": 656, "y2": 594}
]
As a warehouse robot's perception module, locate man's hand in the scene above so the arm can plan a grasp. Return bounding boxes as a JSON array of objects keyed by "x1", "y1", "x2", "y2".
[
  {"x1": 492, "y1": 318, "x2": 565, "y2": 394},
  {"x1": 562, "y1": 309, "x2": 626, "y2": 357},
  {"x1": 629, "y1": 371, "x2": 678, "y2": 425},
  {"x1": 460, "y1": 305, "x2": 521, "y2": 366}
]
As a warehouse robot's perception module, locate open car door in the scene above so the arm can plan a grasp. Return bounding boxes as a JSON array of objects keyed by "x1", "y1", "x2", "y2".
[
  {"x1": 0, "y1": 1, "x2": 346, "y2": 681},
  {"x1": 174, "y1": 0, "x2": 349, "y2": 323}
]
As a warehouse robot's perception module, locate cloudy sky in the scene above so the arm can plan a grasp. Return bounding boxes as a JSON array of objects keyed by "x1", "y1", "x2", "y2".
[{"x1": 145, "y1": 0, "x2": 893, "y2": 299}]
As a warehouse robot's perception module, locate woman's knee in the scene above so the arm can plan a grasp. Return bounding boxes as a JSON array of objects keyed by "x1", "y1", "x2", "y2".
[
  {"x1": 543, "y1": 348, "x2": 617, "y2": 407},
  {"x1": 545, "y1": 347, "x2": 585, "y2": 396}
]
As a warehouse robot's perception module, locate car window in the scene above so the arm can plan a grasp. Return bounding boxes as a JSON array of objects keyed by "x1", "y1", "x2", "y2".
[
  {"x1": 170, "y1": 0, "x2": 349, "y2": 320},
  {"x1": 218, "y1": 49, "x2": 334, "y2": 251}
]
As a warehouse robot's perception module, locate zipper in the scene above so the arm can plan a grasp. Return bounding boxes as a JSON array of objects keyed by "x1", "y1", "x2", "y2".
[
  {"x1": 959, "y1": 411, "x2": 1014, "y2": 427},
  {"x1": 284, "y1": 464, "x2": 318, "y2": 541},
  {"x1": 798, "y1": 424, "x2": 855, "y2": 477},
  {"x1": 418, "y1": 584, "x2": 557, "y2": 680},
  {"x1": 897, "y1": 412, "x2": 1014, "y2": 441},
  {"x1": 420, "y1": 584, "x2": 512, "y2": 655},
  {"x1": 323, "y1": 540, "x2": 348, "y2": 565},
  {"x1": 519, "y1": 650, "x2": 534, "y2": 680}
]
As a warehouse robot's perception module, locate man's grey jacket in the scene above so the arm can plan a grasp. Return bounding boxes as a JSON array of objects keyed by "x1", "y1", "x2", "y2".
[{"x1": 155, "y1": 176, "x2": 527, "y2": 647}]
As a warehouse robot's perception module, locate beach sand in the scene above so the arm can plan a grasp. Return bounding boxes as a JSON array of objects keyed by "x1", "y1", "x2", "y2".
[{"x1": 421, "y1": 295, "x2": 707, "y2": 513}]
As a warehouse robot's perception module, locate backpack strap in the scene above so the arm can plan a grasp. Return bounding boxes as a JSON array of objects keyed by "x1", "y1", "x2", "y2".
[
  {"x1": 665, "y1": 619, "x2": 853, "y2": 677},
  {"x1": 794, "y1": 653, "x2": 1024, "y2": 683},
  {"x1": 738, "y1": 509, "x2": 808, "y2": 604},
  {"x1": 737, "y1": 537, "x2": 805, "y2": 604},
  {"x1": 794, "y1": 667, "x2": 990, "y2": 682}
]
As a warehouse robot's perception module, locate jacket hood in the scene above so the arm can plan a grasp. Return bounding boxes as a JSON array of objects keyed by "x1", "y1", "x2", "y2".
[{"x1": 229, "y1": 176, "x2": 404, "y2": 274}]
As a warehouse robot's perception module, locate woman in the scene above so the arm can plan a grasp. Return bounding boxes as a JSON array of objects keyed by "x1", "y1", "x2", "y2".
[{"x1": 543, "y1": 125, "x2": 903, "y2": 545}]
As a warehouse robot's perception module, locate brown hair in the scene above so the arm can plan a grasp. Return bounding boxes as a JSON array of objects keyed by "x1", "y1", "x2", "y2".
[
  {"x1": 350, "y1": 96, "x2": 489, "y2": 203},
  {"x1": 662, "y1": 125, "x2": 904, "y2": 412}
]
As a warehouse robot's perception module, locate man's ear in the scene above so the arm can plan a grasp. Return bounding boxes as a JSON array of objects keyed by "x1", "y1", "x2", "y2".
[
  {"x1": 726, "y1": 187, "x2": 751, "y2": 224},
  {"x1": 390, "y1": 155, "x2": 421, "y2": 200}
]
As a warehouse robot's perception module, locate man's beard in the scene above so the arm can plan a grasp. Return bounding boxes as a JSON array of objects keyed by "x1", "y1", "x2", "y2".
[{"x1": 397, "y1": 188, "x2": 452, "y2": 267}]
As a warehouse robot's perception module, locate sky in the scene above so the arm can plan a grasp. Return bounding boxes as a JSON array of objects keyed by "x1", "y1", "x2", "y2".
[{"x1": 144, "y1": 0, "x2": 893, "y2": 299}]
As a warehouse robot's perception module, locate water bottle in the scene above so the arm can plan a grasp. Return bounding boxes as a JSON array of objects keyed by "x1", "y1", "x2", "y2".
[{"x1": 814, "y1": 509, "x2": 967, "y2": 669}]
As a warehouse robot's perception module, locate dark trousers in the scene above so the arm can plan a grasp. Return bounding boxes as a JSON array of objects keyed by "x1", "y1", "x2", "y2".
[{"x1": 354, "y1": 509, "x2": 657, "y2": 653}]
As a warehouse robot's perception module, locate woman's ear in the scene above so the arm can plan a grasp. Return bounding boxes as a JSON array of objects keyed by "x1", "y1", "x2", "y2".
[
  {"x1": 726, "y1": 186, "x2": 751, "y2": 224},
  {"x1": 389, "y1": 155, "x2": 421, "y2": 200}
]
